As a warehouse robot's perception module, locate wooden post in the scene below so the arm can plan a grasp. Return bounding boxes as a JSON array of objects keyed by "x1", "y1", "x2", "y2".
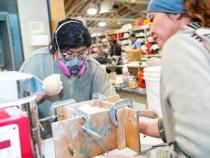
[
  {"x1": 116, "y1": 108, "x2": 126, "y2": 149},
  {"x1": 125, "y1": 108, "x2": 141, "y2": 153},
  {"x1": 48, "y1": 0, "x2": 65, "y2": 33}
]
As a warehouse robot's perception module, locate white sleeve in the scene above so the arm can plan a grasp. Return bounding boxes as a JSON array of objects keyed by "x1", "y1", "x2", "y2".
[{"x1": 161, "y1": 33, "x2": 210, "y2": 157}]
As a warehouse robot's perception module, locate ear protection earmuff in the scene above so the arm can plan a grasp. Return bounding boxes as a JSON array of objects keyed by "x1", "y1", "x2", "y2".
[{"x1": 54, "y1": 20, "x2": 87, "y2": 77}]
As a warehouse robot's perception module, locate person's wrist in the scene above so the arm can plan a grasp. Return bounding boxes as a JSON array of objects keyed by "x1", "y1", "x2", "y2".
[
  {"x1": 138, "y1": 121, "x2": 148, "y2": 134},
  {"x1": 35, "y1": 92, "x2": 47, "y2": 103}
]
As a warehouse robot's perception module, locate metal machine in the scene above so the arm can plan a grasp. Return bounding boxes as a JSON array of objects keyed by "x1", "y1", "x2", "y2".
[{"x1": 0, "y1": 71, "x2": 44, "y2": 158}]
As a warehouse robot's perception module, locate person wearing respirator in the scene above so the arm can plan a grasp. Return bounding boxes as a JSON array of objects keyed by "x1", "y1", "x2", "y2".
[{"x1": 20, "y1": 18, "x2": 116, "y2": 138}]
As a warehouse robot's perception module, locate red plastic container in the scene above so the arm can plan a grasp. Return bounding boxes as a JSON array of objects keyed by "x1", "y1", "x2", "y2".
[{"x1": 138, "y1": 70, "x2": 146, "y2": 88}]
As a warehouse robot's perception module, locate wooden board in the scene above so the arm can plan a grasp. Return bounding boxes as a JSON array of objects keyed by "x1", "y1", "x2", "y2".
[
  {"x1": 55, "y1": 100, "x2": 113, "y2": 120},
  {"x1": 52, "y1": 111, "x2": 117, "y2": 158},
  {"x1": 53, "y1": 99, "x2": 140, "y2": 157},
  {"x1": 29, "y1": 102, "x2": 42, "y2": 157},
  {"x1": 56, "y1": 106, "x2": 64, "y2": 121},
  {"x1": 49, "y1": 0, "x2": 65, "y2": 32},
  {"x1": 116, "y1": 108, "x2": 126, "y2": 149},
  {"x1": 125, "y1": 108, "x2": 141, "y2": 153},
  {"x1": 54, "y1": 99, "x2": 123, "y2": 121},
  {"x1": 105, "y1": 94, "x2": 121, "y2": 103},
  {"x1": 88, "y1": 100, "x2": 113, "y2": 109}
]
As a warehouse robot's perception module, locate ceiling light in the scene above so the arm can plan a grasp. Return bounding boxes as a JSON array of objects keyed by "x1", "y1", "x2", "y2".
[
  {"x1": 87, "y1": 5, "x2": 98, "y2": 15},
  {"x1": 98, "y1": 21, "x2": 106, "y2": 27}
]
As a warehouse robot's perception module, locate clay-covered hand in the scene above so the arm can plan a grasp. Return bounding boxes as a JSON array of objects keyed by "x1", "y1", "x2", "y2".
[{"x1": 42, "y1": 74, "x2": 63, "y2": 96}]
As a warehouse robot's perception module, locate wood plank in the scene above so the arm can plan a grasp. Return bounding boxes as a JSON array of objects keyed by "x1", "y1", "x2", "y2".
[
  {"x1": 56, "y1": 106, "x2": 64, "y2": 121},
  {"x1": 52, "y1": 118, "x2": 82, "y2": 158},
  {"x1": 49, "y1": 0, "x2": 65, "y2": 32},
  {"x1": 116, "y1": 108, "x2": 126, "y2": 149},
  {"x1": 30, "y1": 102, "x2": 42, "y2": 157},
  {"x1": 52, "y1": 110, "x2": 117, "y2": 158},
  {"x1": 125, "y1": 108, "x2": 141, "y2": 153},
  {"x1": 56, "y1": 100, "x2": 113, "y2": 120},
  {"x1": 105, "y1": 94, "x2": 121, "y2": 103},
  {"x1": 89, "y1": 100, "x2": 113, "y2": 109},
  {"x1": 89, "y1": 111, "x2": 117, "y2": 156}
]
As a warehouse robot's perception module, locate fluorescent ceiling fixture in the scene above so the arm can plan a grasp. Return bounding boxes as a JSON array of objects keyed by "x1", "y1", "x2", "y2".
[
  {"x1": 100, "y1": 0, "x2": 119, "y2": 13},
  {"x1": 87, "y1": 6, "x2": 98, "y2": 15},
  {"x1": 98, "y1": 22, "x2": 106, "y2": 27},
  {"x1": 100, "y1": 0, "x2": 112, "y2": 13}
]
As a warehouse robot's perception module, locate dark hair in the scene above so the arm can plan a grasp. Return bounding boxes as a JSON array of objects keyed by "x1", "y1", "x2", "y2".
[
  {"x1": 184, "y1": 0, "x2": 210, "y2": 27},
  {"x1": 49, "y1": 18, "x2": 92, "y2": 54},
  {"x1": 130, "y1": 33, "x2": 136, "y2": 38},
  {"x1": 112, "y1": 39, "x2": 117, "y2": 44}
]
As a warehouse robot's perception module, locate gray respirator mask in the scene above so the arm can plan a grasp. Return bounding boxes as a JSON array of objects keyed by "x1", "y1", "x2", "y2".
[{"x1": 63, "y1": 56, "x2": 86, "y2": 76}]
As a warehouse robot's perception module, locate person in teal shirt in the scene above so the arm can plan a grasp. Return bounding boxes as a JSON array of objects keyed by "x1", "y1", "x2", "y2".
[
  {"x1": 20, "y1": 18, "x2": 116, "y2": 138},
  {"x1": 130, "y1": 33, "x2": 142, "y2": 49}
]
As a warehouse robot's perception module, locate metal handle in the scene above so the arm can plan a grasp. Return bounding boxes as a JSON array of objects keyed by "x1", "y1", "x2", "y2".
[{"x1": 110, "y1": 99, "x2": 133, "y2": 127}]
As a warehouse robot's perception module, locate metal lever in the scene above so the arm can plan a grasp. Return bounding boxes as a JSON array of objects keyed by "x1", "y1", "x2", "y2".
[
  {"x1": 73, "y1": 108, "x2": 109, "y2": 154},
  {"x1": 38, "y1": 99, "x2": 75, "y2": 133},
  {"x1": 73, "y1": 109, "x2": 91, "y2": 130},
  {"x1": 50, "y1": 99, "x2": 76, "y2": 120},
  {"x1": 110, "y1": 99, "x2": 133, "y2": 127},
  {"x1": 37, "y1": 121, "x2": 45, "y2": 132},
  {"x1": 82, "y1": 126, "x2": 101, "y2": 139},
  {"x1": 39, "y1": 114, "x2": 64, "y2": 123},
  {"x1": 92, "y1": 93, "x2": 106, "y2": 100}
]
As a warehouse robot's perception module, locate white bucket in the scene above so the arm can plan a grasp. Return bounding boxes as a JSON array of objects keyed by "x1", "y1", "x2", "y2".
[{"x1": 144, "y1": 66, "x2": 162, "y2": 117}]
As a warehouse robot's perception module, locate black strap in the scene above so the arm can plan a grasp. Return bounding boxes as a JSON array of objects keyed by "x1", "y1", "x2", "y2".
[
  {"x1": 158, "y1": 119, "x2": 167, "y2": 143},
  {"x1": 187, "y1": 22, "x2": 201, "y2": 29}
]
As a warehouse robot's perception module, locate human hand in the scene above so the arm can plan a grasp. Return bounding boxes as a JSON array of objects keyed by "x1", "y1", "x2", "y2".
[
  {"x1": 138, "y1": 120, "x2": 160, "y2": 138},
  {"x1": 35, "y1": 92, "x2": 47, "y2": 103},
  {"x1": 42, "y1": 74, "x2": 63, "y2": 96}
]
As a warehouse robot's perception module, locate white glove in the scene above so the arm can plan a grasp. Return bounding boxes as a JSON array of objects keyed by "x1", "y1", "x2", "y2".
[{"x1": 42, "y1": 74, "x2": 63, "y2": 96}]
